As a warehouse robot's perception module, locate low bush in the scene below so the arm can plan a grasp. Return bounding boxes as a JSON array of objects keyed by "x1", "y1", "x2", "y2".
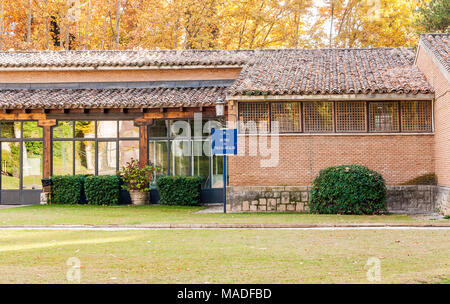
[
  {"x1": 401, "y1": 173, "x2": 437, "y2": 185},
  {"x1": 84, "y1": 175, "x2": 121, "y2": 205},
  {"x1": 51, "y1": 175, "x2": 85, "y2": 204},
  {"x1": 156, "y1": 176, "x2": 203, "y2": 206},
  {"x1": 309, "y1": 165, "x2": 386, "y2": 215}
]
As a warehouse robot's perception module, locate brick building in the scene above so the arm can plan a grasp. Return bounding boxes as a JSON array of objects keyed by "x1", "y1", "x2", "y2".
[{"x1": 0, "y1": 34, "x2": 447, "y2": 214}]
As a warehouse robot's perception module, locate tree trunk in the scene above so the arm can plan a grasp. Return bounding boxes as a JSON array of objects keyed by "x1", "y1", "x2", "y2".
[
  {"x1": 84, "y1": 0, "x2": 90, "y2": 49},
  {"x1": 27, "y1": 0, "x2": 32, "y2": 44},
  {"x1": 0, "y1": 0, "x2": 3, "y2": 49},
  {"x1": 115, "y1": 0, "x2": 120, "y2": 48},
  {"x1": 44, "y1": 0, "x2": 49, "y2": 49}
]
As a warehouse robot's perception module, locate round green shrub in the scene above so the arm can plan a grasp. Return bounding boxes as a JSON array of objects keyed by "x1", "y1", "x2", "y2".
[{"x1": 309, "y1": 165, "x2": 387, "y2": 215}]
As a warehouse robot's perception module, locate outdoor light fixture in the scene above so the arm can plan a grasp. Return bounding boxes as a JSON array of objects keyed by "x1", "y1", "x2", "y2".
[{"x1": 216, "y1": 99, "x2": 225, "y2": 117}]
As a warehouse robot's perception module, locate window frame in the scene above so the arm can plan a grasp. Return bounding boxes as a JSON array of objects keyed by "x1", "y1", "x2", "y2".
[
  {"x1": 51, "y1": 120, "x2": 139, "y2": 176},
  {"x1": 237, "y1": 100, "x2": 433, "y2": 135}
]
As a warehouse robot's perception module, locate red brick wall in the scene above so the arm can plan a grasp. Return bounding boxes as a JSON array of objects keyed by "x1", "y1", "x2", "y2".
[
  {"x1": 416, "y1": 45, "x2": 450, "y2": 186},
  {"x1": 228, "y1": 134, "x2": 435, "y2": 186}
]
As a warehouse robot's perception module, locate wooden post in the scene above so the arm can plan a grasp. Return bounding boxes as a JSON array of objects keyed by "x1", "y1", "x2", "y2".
[
  {"x1": 38, "y1": 119, "x2": 57, "y2": 179},
  {"x1": 38, "y1": 119, "x2": 56, "y2": 204},
  {"x1": 134, "y1": 118, "x2": 153, "y2": 168}
]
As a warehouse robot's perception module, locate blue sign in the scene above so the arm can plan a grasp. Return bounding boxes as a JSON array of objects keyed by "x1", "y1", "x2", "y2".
[{"x1": 212, "y1": 129, "x2": 237, "y2": 155}]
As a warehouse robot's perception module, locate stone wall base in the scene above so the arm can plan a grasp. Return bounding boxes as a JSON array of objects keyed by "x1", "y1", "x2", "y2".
[
  {"x1": 227, "y1": 186, "x2": 311, "y2": 213},
  {"x1": 227, "y1": 185, "x2": 443, "y2": 214},
  {"x1": 435, "y1": 186, "x2": 450, "y2": 216}
]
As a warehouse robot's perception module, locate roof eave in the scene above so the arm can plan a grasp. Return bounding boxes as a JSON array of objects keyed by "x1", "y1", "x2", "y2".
[
  {"x1": 226, "y1": 93, "x2": 435, "y2": 101},
  {"x1": 0, "y1": 64, "x2": 245, "y2": 72}
]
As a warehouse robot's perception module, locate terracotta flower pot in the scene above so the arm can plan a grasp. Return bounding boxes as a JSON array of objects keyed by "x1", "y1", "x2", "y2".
[{"x1": 129, "y1": 190, "x2": 149, "y2": 206}]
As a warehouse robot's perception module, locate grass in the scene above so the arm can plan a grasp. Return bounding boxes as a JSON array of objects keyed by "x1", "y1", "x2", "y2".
[
  {"x1": 0, "y1": 229, "x2": 448, "y2": 283},
  {"x1": 0, "y1": 205, "x2": 444, "y2": 225}
]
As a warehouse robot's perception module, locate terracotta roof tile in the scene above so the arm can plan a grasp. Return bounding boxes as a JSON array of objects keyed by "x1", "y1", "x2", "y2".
[
  {"x1": 0, "y1": 86, "x2": 226, "y2": 109},
  {"x1": 0, "y1": 50, "x2": 251, "y2": 69},
  {"x1": 228, "y1": 48, "x2": 433, "y2": 96},
  {"x1": 420, "y1": 33, "x2": 450, "y2": 72}
]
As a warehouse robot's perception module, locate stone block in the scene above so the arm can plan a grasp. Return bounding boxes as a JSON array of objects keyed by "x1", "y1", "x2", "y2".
[
  {"x1": 290, "y1": 191, "x2": 301, "y2": 201},
  {"x1": 258, "y1": 205, "x2": 267, "y2": 211},
  {"x1": 301, "y1": 191, "x2": 309, "y2": 202},
  {"x1": 281, "y1": 192, "x2": 290, "y2": 204},
  {"x1": 296, "y1": 202, "x2": 304, "y2": 212},
  {"x1": 259, "y1": 198, "x2": 267, "y2": 206},
  {"x1": 250, "y1": 204, "x2": 258, "y2": 211},
  {"x1": 277, "y1": 204, "x2": 286, "y2": 212},
  {"x1": 287, "y1": 204, "x2": 295, "y2": 211},
  {"x1": 242, "y1": 201, "x2": 250, "y2": 212}
]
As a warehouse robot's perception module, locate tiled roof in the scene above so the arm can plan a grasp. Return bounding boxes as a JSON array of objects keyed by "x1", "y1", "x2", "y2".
[
  {"x1": 0, "y1": 86, "x2": 226, "y2": 109},
  {"x1": 0, "y1": 50, "x2": 250, "y2": 69},
  {"x1": 228, "y1": 48, "x2": 433, "y2": 96},
  {"x1": 420, "y1": 33, "x2": 449, "y2": 72}
]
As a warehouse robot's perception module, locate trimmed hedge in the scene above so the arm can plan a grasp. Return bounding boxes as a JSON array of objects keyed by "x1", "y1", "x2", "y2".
[
  {"x1": 84, "y1": 175, "x2": 121, "y2": 205},
  {"x1": 309, "y1": 165, "x2": 387, "y2": 215},
  {"x1": 156, "y1": 176, "x2": 203, "y2": 206},
  {"x1": 52, "y1": 175, "x2": 85, "y2": 204}
]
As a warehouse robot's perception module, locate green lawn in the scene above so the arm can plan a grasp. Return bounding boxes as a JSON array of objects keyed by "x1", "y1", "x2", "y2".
[
  {"x1": 0, "y1": 205, "x2": 445, "y2": 225},
  {"x1": 0, "y1": 229, "x2": 448, "y2": 283}
]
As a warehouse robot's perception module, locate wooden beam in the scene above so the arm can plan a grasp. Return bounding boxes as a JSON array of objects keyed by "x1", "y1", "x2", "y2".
[
  {"x1": 133, "y1": 117, "x2": 153, "y2": 127},
  {"x1": 38, "y1": 119, "x2": 57, "y2": 180},
  {"x1": 0, "y1": 113, "x2": 47, "y2": 121},
  {"x1": 143, "y1": 111, "x2": 216, "y2": 119}
]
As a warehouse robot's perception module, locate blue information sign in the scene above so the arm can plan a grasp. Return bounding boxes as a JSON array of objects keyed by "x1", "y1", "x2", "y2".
[
  {"x1": 211, "y1": 129, "x2": 237, "y2": 155},
  {"x1": 211, "y1": 129, "x2": 237, "y2": 213}
]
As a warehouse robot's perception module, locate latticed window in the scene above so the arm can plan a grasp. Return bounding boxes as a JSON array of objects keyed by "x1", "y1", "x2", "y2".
[
  {"x1": 335, "y1": 102, "x2": 366, "y2": 132},
  {"x1": 238, "y1": 102, "x2": 270, "y2": 134},
  {"x1": 270, "y1": 103, "x2": 301, "y2": 133},
  {"x1": 401, "y1": 101, "x2": 432, "y2": 132},
  {"x1": 303, "y1": 102, "x2": 334, "y2": 132},
  {"x1": 369, "y1": 102, "x2": 399, "y2": 132}
]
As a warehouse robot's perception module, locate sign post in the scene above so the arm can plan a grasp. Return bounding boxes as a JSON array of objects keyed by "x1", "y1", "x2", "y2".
[{"x1": 212, "y1": 129, "x2": 237, "y2": 213}]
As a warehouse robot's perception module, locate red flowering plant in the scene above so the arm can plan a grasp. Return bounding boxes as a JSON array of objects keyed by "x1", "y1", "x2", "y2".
[{"x1": 119, "y1": 159, "x2": 160, "y2": 192}]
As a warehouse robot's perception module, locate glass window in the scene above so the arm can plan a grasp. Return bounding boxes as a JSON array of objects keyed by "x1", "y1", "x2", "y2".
[
  {"x1": 212, "y1": 155, "x2": 224, "y2": 188},
  {"x1": 303, "y1": 102, "x2": 334, "y2": 132},
  {"x1": 119, "y1": 140, "x2": 139, "y2": 167},
  {"x1": 238, "y1": 103, "x2": 270, "y2": 134},
  {"x1": 23, "y1": 121, "x2": 43, "y2": 138},
  {"x1": 22, "y1": 141, "x2": 43, "y2": 189},
  {"x1": 192, "y1": 140, "x2": 210, "y2": 187},
  {"x1": 149, "y1": 140, "x2": 169, "y2": 176},
  {"x1": 401, "y1": 101, "x2": 432, "y2": 132},
  {"x1": 336, "y1": 101, "x2": 366, "y2": 132},
  {"x1": 53, "y1": 121, "x2": 73, "y2": 138},
  {"x1": 75, "y1": 121, "x2": 95, "y2": 138},
  {"x1": 98, "y1": 141, "x2": 117, "y2": 175},
  {"x1": 149, "y1": 120, "x2": 168, "y2": 137},
  {"x1": 0, "y1": 122, "x2": 21, "y2": 138},
  {"x1": 1, "y1": 142, "x2": 20, "y2": 189},
  {"x1": 119, "y1": 121, "x2": 139, "y2": 138},
  {"x1": 97, "y1": 121, "x2": 118, "y2": 138},
  {"x1": 271, "y1": 103, "x2": 301, "y2": 133},
  {"x1": 170, "y1": 120, "x2": 191, "y2": 138},
  {"x1": 171, "y1": 140, "x2": 189, "y2": 176},
  {"x1": 75, "y1": 141, "x2": 95, "y2": 175},
  {"x1": 52, "y1": 141, "x2": 73, "y2": 175},
  {"x1": 369, "y1": 102, "x2": 399, "y2": 132}
]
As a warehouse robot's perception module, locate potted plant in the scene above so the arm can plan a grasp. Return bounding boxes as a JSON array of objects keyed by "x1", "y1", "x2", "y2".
[{"x1": 119, "y1": 159, "x2": 158, "y2": 205}]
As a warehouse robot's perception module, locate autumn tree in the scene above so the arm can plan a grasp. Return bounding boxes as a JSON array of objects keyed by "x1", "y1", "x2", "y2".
[{"x1": 417, "y1": 0, "x2": 450, "y2": 32}]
